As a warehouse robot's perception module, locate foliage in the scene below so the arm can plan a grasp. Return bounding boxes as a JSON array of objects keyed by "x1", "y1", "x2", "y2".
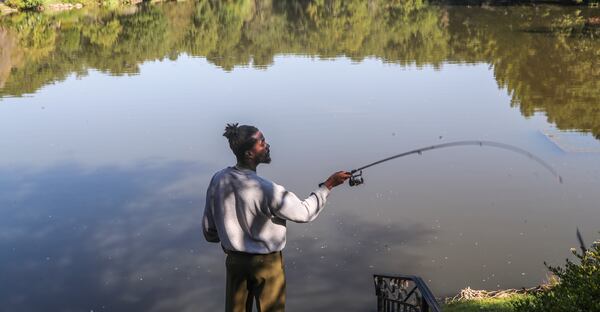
[
  {"x1": 82, "y1": 19, "x2": 122, "y2": 47},
  {"x1": 9, "y1": 12, "x2": 57, "y2": 61},
  {"x1": 5, "y1": 0, "x2": 44, "y2": 10},
  {"x1": 512, "y1": 238, "x2": 600, "y2": 312},
  {"x1": 552, "y1": 10, "x2": 586, "y2": 35},
  {"x1": 101, "y1": 0, "x2": 122, "y2": 9},
  {"x1": 448, "y1": 6, "x2": 600, "y2": 139},
  {"x1": 0, "y1": 1, "x2": 598, "y2": 139}
]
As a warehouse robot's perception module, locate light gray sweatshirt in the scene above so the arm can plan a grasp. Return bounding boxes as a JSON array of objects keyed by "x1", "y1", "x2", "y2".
[{"x1": 202, "y1": 166, "x2": 331, "y2": 254}]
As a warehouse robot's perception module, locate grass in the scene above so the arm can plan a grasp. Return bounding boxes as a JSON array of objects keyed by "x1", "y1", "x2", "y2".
[{"x1": 442, "y1": 294, "x2": 531, "y2": 312}]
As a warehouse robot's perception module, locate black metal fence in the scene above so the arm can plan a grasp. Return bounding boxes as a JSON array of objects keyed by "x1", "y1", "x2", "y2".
[{"x1": 374, "y1": 274, "x2": 441, "y2": 312}]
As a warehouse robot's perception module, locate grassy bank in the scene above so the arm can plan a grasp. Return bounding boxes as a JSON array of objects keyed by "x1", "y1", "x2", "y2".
[{"x1": 442, "y1": 294, "x2": 531, "y2": 312}]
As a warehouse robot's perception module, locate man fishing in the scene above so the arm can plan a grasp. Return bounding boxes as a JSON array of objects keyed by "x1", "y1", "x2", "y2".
[{"x1": 202, "y1": 123, "x2": 350, "y2": 312}]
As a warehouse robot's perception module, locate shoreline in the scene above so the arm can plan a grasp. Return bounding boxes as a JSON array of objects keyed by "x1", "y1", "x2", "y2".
[
  {"x1": 441, "y1": 285, "x2": 549, "y2": 312},
  {"x1": 0, "y1": 0, "x2": 597, "y2": 15},
  {"x1": 0, "y1": 0, "x2": 147, "y2": 14}
]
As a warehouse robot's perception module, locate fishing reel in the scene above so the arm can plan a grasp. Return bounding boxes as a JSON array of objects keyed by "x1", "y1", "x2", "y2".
[
  {"x1": 319, "y1": 170, "x2": 364, "y2": 188},
  {"x1": 349, "y1": 170, "x2": 364, "y2": 187}
]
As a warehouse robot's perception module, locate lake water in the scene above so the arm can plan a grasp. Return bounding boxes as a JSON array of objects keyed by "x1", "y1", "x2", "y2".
[{"x1": 1, "y1": 1, "x2": 599, "y2": 311}]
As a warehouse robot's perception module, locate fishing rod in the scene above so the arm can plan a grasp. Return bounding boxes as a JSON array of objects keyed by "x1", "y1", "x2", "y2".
[
  {"x1": 347, "y1": 140, "x2": 563, "y2": 186},
  {"x1": 577, "y1": 227, "x2": 587, "y2": 255}
]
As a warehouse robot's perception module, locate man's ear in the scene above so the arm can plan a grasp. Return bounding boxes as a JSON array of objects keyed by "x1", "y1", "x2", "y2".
[{"x1": 245, "y1": 150, "x2": 254, "y2": 160}]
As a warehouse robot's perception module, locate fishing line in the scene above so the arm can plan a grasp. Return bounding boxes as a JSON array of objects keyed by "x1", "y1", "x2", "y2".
[{"x1": 347, "y1": 140, "x2": 563, "y2": 186}]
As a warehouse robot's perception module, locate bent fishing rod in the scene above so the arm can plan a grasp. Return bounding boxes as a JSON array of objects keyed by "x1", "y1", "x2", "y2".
[{"x1": 346, "y1": 140, "x2": 563, "y2": 187}]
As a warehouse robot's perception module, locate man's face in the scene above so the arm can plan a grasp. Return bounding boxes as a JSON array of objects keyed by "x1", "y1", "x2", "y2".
[{"x1": 250, "y1": 131, "x2": 271, "y2": 164}]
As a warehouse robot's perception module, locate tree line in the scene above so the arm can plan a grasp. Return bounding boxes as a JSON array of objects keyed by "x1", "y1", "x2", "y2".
[{"x1": 0, "y1": 0, "x2": 598, "y2": 137}]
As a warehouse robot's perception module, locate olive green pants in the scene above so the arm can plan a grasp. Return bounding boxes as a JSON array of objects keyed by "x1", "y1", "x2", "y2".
[{"x1": 225, "y1": 251, "x2": 286, "y2": 312}]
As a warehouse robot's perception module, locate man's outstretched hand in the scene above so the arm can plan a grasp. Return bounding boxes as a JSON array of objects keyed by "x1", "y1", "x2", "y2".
[{"x1": 323, "y1": 171, "x2": 352, "y2": 190}]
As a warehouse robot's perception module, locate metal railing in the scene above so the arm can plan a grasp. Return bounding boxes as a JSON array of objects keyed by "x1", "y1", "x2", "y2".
[{"x1": 374, "y1": 274, "x2": 441, "y2": 312}]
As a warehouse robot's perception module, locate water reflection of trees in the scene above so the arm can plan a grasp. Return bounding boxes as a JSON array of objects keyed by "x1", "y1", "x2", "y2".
[
  {"x1": 0, "y1": 1, "x2": 598, "y2": 137},
  {"x1": 446, "y1": 7, "x2": 600, "y2": 139}
]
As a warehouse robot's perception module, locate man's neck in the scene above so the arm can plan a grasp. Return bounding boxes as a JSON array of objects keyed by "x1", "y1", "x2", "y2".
[{"x1": 236, "y1": 162, "x2": 257, "y2": 172}]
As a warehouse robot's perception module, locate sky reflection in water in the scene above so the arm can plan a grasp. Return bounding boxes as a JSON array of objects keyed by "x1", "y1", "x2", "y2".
[{"x1": 1, "y1": 57, "x2": 599, "y2": 311}]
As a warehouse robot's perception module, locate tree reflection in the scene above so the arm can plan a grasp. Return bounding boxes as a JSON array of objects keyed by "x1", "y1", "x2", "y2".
[
  {"x1": 446, "y1": 6, "x2": 600, "y2": 138},
  {"x1": 0, "y1": 1, "x2": 598, "y2": 138}
]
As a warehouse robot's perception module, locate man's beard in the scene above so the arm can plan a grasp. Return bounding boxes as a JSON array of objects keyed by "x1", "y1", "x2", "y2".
[{"x1": 260, "y1": 150, "x2": 271, "y2": 164}]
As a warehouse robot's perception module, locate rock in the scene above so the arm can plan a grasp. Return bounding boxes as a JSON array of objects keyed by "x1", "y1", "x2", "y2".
[
  {"x1": 43, "y1": 2, "x2": 84, "y2": 11},
  {"x1": 587, "y1": 17, "x2": 600, "y2": 26}
]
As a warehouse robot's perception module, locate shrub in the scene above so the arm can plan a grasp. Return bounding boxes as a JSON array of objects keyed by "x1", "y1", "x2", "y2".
[
  {"x1": 5, "y1": 0, "x2": 45, "y2": 10},
  {"x1": 513, "y1": 235, "x2": 600, "y2": 312}
]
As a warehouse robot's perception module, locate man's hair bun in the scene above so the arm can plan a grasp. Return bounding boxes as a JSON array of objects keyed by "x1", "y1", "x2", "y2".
[
  {"x1": 223, "y1": 123, "x2": 239, "y2": 140},
  {"x1": 223, "y1": 123, "x2": 259, "y2": 161}
]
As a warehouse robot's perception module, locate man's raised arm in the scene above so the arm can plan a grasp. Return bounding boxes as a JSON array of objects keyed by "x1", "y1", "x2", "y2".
[{"x1": 268, "y1": 171, "x2": 350, "y2": 223}]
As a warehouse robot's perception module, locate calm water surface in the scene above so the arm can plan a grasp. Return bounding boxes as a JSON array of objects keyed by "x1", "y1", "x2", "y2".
[{"x1": 1, "y1": 1, "x2": 599, "y2": 311}]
